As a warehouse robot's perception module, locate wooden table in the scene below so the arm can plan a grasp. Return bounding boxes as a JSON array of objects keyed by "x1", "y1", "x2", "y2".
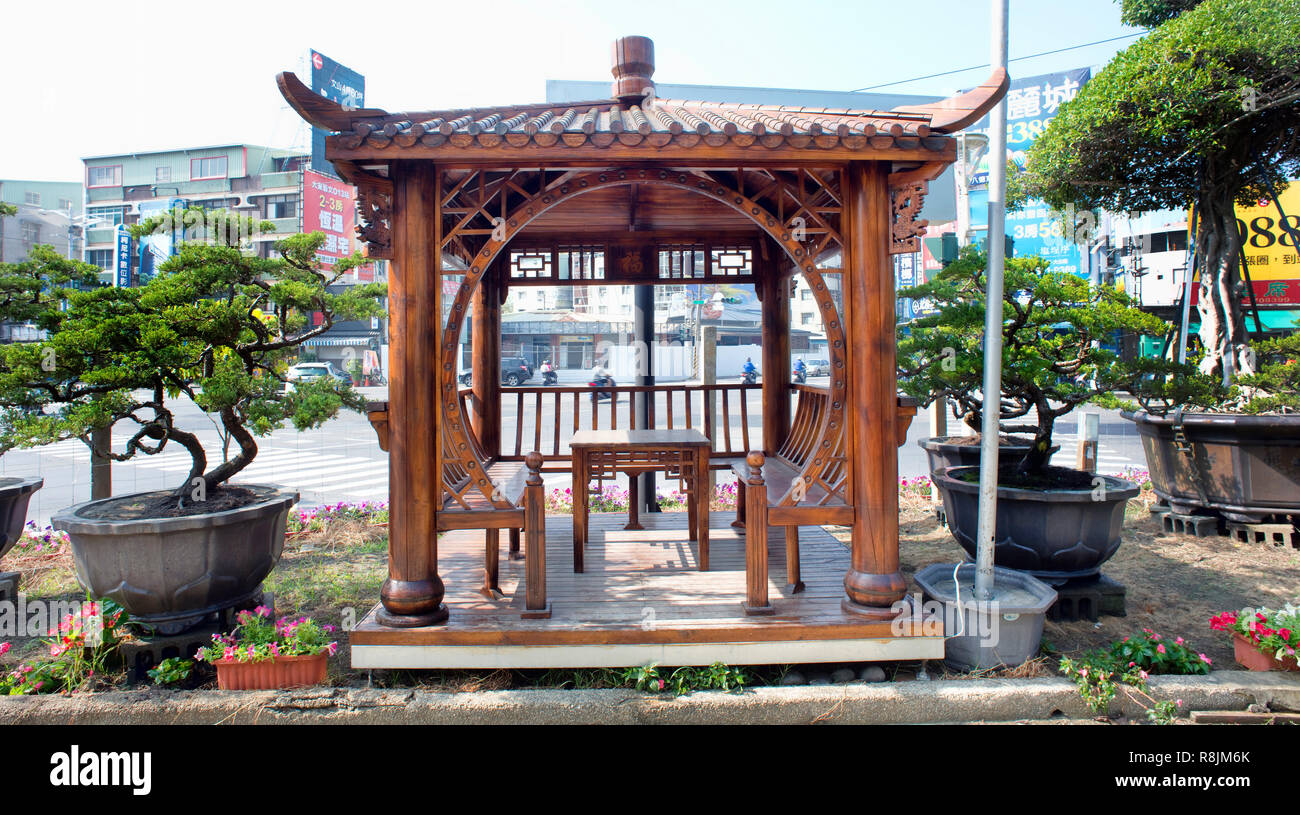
[{"x1": 570, "y1": 428, "x2": 712, "y2": 573}]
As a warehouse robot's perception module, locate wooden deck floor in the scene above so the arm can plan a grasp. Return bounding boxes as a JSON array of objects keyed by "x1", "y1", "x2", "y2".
[{"x1": 350, "y1": 511, "x2": 944, "y2": 669}]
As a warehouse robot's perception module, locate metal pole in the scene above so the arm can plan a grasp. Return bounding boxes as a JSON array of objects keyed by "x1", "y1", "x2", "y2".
[
  {"x1": 1177, "y1": 209, "x2": 1198, "y2": 364},
  {"x1": 974, "y1": 0, "x2": 1009, "y2": 602}
]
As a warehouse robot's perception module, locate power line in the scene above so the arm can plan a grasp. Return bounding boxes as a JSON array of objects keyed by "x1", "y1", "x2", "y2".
[{"x1": 848, "y1": 32, "x2": 1147, "y2": 93}]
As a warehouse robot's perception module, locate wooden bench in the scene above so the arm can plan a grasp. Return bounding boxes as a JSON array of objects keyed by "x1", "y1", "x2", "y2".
[
  {"x1": 367, "y1": 401, "x2": 549, "y2": 618},
  {"x1": 728, "y1": 390, "x2": 918, "y2": 615}
]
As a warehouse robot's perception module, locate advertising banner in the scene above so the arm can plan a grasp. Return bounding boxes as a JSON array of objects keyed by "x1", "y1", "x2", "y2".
[
  {"x1": 302, "y1": 169, "x2": 357, "y2": 272},
  {"x1": 309, "y1": 50, "x2": 364, "y2": 180},
  {"x1": 1232, "y1": 180, "x2": 1300, "y2": 307},
  {"x1": 115, "y1": 226, "x2": 132, "y2": 288},
  {"x1": 967, "y1": 67, "x2": 1091, "y2": 276}
]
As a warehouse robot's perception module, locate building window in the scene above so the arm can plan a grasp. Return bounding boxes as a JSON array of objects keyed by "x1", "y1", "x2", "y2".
[
  {"x1": 156, "y1": 166, "x2": 171, "y2": 183},
  {"x1": 190, "y1": 156, "x2": 228, "y2": 181},
  {"x1": 87, "y1": 249, "x2": 114, "y2": 269},
  {"x1": 24, "y1": 191, "x2": 40, "y2": 206},
  {"x1": 87, "y1": 165, "x2": 122, "y2": 188},
  {"x1": 801, "y1": 288, "x2": 812, "y2": 300},
  {"x1": 22, "y1": 222, "x2": 40, "y2": 246},
  {"x1": 261, "y1": 194, "x2": 299, "y2": 220},
  {"x1": 801, "y1": 312, "x2": 814, "y2": 325},
  {"x1": 194, "y1": 198, "x2": 232, "y2": 212},
  {"x1": 87, "y1": 206, "x2": 124, "y2": 227},
  {"x1": 58, "y1": 198, "x2": 73, "y2": 211}
]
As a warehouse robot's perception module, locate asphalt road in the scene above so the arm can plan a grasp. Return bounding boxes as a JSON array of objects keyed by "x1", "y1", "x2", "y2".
[{"x1": 1, "y1": 379, "x2": 1148, "y2": 526}]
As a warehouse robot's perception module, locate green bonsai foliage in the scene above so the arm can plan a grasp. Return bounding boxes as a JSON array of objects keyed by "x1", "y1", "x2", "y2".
[
  {"x1": 1133, "y1": 332, "x2": 1299, "y2": 414},
  {"x1": 1237, "y1": 333, "x2": 1300, "y2": 413},
  {"x1": 1013, "y1": 0, "x2": 1300, "y2": 383},
  {"x1": 0, "y1": 216, "x2": 104, "y2": 457},
  {"x1": 2, "y1": 209, "x2": 385, "y2": 503},
  {"x1": 897, "y1": 247, "x2": 1172, "y2": 474}
]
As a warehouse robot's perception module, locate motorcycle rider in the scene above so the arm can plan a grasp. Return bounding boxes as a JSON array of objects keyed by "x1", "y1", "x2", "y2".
[
  {"x1": 793, "y1": 358, "x2": 807, "y2": 383},
  {"x1": 742, "y1": 357, "x2": 758, "y2": 383},
  {"x1": 590, "y1": 360, "x2": 614, "y2": 400},
  {"x1": 540, "y1": 358, "x2": 557, "y2": 385}
]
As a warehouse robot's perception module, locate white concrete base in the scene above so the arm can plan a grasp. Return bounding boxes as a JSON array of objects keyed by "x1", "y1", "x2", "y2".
[{"x1": 351, "y1": 636, "x2": 946, "y2": 670}]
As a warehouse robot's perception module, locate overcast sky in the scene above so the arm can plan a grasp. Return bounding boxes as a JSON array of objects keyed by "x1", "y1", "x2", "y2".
[{"x1": 2, "y1": 0, "x2": 1140, "y2": 181}]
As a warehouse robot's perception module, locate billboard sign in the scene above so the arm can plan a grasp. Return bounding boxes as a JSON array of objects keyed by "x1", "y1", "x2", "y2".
[
  {"x1": 1186, "y1": 181, "x2": 1300, "y2": 309},
  {"x1": 115, "y1": 225, "x2": 132, "y2": 288},
  {"x1": 309, "y1": 50, "x2": 364, "y2": 179},
  {"x1": 967, "y1": 68, "x2": 1091, "y2": 276},
  {"x1": 302, "y1": 169, "x2": 360, "y2": 274},
  {"x1": 1230, "y1": 180, "x2": 1300, "y2": 307}
]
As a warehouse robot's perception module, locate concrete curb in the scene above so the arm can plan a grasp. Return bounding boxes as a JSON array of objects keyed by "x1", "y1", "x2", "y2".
[{"x1": 1, "y1": 671, "x2": 1296, "y2": 725}]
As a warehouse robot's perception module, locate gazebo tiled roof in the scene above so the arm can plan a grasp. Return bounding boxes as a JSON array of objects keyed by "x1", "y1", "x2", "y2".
[{"x1": 277, "y1": 37, "x2": 1005, "y2": 160}]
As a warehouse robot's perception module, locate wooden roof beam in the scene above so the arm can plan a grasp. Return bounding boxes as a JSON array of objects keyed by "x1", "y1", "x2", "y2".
[{"x1": 891, "y1": 68, "x2": 1009, "y2": 133}]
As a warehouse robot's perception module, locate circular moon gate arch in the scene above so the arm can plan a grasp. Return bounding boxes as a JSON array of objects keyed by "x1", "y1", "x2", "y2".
[{"x1": 439, "y1": 168, "x2": 850, "y2": 508}]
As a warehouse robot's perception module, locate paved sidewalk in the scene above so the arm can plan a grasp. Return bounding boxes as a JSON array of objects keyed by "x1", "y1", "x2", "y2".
[{"x1": 2, "y1": 672, "x2": 1295, "y2": 725}]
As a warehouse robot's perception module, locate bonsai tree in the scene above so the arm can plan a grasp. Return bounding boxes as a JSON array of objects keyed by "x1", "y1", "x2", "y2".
[
  {"x1": 0, "y1": 217, "x2": 104, "y2": 460},
  {"x1": 3, "y1": 209, "x2": 385, "y2": 511},
  {"x1": 897, "y1": 247, "x2": 1173, "y2": 477},
  {"x1": 1011, "y1": 0, "x2": 1300, "y2": 382}
]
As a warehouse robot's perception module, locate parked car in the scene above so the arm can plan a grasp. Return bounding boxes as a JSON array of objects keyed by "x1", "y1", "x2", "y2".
[
  {"x1": 457, "y1": 357, "x2": 535, "y2": 386},
  {"x1": 285, "y1": 362, "x2": 351, "y2": 388},
  {"x1": 804, "y1": 358, "x2": 831, "y2": 376}
]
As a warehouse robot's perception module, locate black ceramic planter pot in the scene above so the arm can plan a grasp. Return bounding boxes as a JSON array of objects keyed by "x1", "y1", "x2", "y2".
[
  {"x1": 1124, "y1": 410, "x2": 1300, "y2": 523},
  {"x1": 933, "y1": 465, "x2": 1139, "y2": 584},
  {"x1": 52, "y1": 485, "x2": 298, "y2": 633},
  {"x1": 0, "y1": 476, "x2": 43, "y2": 562},
  {"x1": 918, "y1": 436, "x2": 1060, "y2": 476}
]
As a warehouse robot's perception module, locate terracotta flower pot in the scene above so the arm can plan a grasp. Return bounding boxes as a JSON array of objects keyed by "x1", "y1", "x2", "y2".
[
  {"x1": 1232, "y1": 633, "x2": 1300, "y2": 673},
  {"x1": 213, "y1": 652, "x2": 328, "y2": 690}
]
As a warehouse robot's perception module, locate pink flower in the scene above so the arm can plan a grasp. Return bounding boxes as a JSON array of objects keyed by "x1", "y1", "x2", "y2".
[
  {"x1": 1156, "y1": 644, "x2": 1166, "y2": 654},
  {"x1": 254, "y1": 605, "x2": 272, "y2": 617},
  {"x1": 223, "y1": 646, "x2": 237, "y2": 660},
  {"x1": 0, "y1": 642, "x2": 9, "y2": 657},
  {"x1": 1200, "y1": 654, "x2": 1212, "y2": 665},
  {"x1": 1139, "y1": 669, "x2": 1149, "y2": 680}
]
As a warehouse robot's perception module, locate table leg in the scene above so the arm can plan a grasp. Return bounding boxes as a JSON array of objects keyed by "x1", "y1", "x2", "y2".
[
  {"x1": 572, "y1": 452, "x2": 586, "y2": 573},
  {"x1": 626, "y1": 471, "x2": 644, "y2": 530},
  {"x1": 686, "y1": 465, "x2": 698, "y2": 544},
  {"x1": 696, "y1": 447, "x2": 710, "y2": 571}
]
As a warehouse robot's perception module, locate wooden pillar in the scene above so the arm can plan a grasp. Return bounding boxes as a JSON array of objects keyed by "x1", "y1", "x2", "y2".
[
  {"x1": 378, "y1": 160, "x2": 448, "y2": 627},
  {"x1": 742, "y1": 452, "x2": 773, "y2": 615},
  {"x1": 841, "y1": 161, "x2": 905, "y2": 618},
  {"x1": 760, "y1": 256, "x2": 791, "y2": 455},
  {"x1": 472, "y1": 263, "x2": 502, "y2": 458},
  {"x1": 521, "y1": 452, "x2": 551, "y2": 618}
]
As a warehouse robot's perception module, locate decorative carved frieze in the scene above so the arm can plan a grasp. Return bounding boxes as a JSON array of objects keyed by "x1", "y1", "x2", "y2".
[
  {"x1": 890, "y1": 181, "x2": 928, "y2": 254},
  {"x1": 355, "y1": 182, "x2": 393, "y2": 260}
]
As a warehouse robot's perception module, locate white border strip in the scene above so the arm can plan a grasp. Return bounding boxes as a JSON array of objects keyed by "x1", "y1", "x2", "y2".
[{"x1": 351, "y1": 637, "x2": 946, "y2": 670}]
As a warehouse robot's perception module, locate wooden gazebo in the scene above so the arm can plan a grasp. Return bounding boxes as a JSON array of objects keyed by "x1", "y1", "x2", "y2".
[{"x1": 279, "y1": 36, "x2": 1006, "y2": 669}]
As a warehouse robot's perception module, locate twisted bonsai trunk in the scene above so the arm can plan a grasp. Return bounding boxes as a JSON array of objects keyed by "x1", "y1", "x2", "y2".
[{"x1": 1195, "y1": 178, "x2": 1256, "y2": 383}]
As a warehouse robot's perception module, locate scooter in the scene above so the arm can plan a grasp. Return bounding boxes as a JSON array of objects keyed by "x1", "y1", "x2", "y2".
[
  {"x1": 740, "y1": 370, "x2": 758, "y2": 385},
  {"x1": 542, "y1": 369, "x2": 558, "y2": 385},
  {"x1": 793, "y1": 368, "x2": 806, "y2": 384},
  {"x1": 588, "y1": 374, "x2": 616, "y2": 401}
]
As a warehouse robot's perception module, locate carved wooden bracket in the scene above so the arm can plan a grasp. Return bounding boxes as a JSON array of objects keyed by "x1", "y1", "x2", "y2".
[
  {"x1": 890, "y1": 181, "x2": 928, "y2": 254},
  {"x1": 355, "y1": 180, "x2": 394, "y2": 260}
]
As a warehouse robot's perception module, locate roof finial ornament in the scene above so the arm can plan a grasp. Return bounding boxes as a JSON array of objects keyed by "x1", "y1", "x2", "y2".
[{"x1": 611, "y1": 35, "x2": 655, "y2": 107}]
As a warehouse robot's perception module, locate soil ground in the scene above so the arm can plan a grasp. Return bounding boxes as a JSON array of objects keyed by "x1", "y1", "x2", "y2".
[{"x1": 3, "y1": 491, "x2": 1298, "y2": 691}]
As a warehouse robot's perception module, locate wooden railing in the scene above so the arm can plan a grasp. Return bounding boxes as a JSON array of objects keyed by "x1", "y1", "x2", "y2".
[{"x1": 460, "y1": 383, "x2": 769, "y2": 471}]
